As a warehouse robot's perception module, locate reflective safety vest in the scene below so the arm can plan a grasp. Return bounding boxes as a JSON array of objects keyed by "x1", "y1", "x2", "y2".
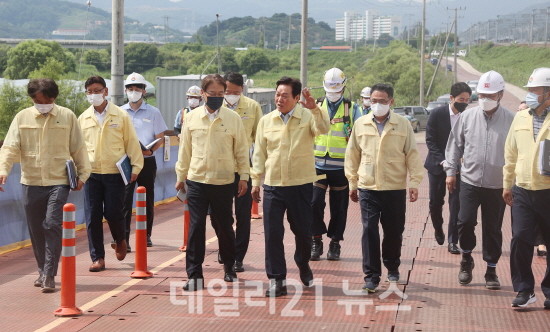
[{"x1": 314, "y1": 98, "x2": 353, "y2": 160}]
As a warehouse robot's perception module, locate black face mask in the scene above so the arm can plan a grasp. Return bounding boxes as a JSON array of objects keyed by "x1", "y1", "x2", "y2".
[
  {"x1": 206, "y1": 96, "x2": 224, "y2": 111},
  {"x1": 454, "y1": 102, "x2": 468, "y2": 113}
]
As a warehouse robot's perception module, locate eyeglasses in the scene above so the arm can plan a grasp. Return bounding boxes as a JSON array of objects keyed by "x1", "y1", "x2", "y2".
[
  {"x1": 370, "y1": 98, "x2": 390, "y2": 105},
  {"x1": 85, "y1": 88, "x2": 104, "y2": 95},
  {"x1": 205, "y1": 91, "x2": 225, "y2": 97}
]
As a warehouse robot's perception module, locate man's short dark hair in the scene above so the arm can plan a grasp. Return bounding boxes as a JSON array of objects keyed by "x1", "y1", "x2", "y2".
[
  {"x1": 84, "y1": 76, "x2": 107, "y2": 89},
  {"x1": 371, "y1": 83, "x2": 394, "y2": 98},
  {"x1": 201, "y1": 74, "x2": 227, "y2": 92},
  {"x1": 276, "y1": 76, "x2": 302, "y2": 98},
  {"x1": 450, "y1": 82, "x2": 472, "y2": 97},
  {"x1": 27, "y1": 78, "x2": 59, "y2": 99},
  {"x1": 224, "y1": 72, "x2": 244, "y2": 87}
]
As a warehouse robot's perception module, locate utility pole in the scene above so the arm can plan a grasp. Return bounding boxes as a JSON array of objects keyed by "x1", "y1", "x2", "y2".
[
  {"x1": 300, "y1": 0, "x2": 308, "y2": 88},
  {"x1": 288, "y1": 15, "x2": 291, "y2": 50},
  {"x1": 446, "y1": 7, "x2": 464, "y2": 84},
  {"x1": 546, "y1": 7, "x2": 549, "y2": 46},
  {"x1": 530, "y1": 9, "x2": 535, "y2": 45},
  {"x1": 111, "y1": 0, "x2": 124, "y2": 106},
  {"x1": 216, "y1": 14, "x2": 221, "y2": 74},
  {"x1": 496, "y1": 15, "x2": 500, "y2": 43},
  {"x1": 163, "y1": 16, "x2": 169, "y2": 43},
  {"x1": 419, "y1": 0, "x2": 425, "y2": 106}
]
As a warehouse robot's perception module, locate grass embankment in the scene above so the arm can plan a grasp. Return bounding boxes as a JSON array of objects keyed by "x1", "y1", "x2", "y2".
[{"x1": 465, "y1": 43, "x2": 550, "y2": 87}]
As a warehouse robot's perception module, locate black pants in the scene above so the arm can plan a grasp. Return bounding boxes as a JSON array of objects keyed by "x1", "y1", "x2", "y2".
[
  {"x1": 22, "y1": 185, "x2": 70, "y2": 277},
  {"x1": 510, "y1": 186, "x2": 550, "y2": 296},
  {"x1": 211, "y1": 173, "x2": 253, "y2": 262},
  {"x1": 84, "y1": 173, "x2": 126, "y2": 262},
  {"x1": 428, "y1": 171, "x2": 460, "y2": 244},
  {"x1": 263, "y1": 184, "x2": 313, "y2": 281},
  {"x1": 359, "y1": 189, "x2": 406, "y2": 282},
  {"x1": 457, "y1": 181, "x2": 506, "y2": 265},
  {"x1": 186, "y1": 180, "x2": 235, "y2": 278},
  {"x1": 123, "y1": 156, "x2": 157, "y2": 243},
  {"x1": 311, "y1": 168, "x2": 349, "y2": 241}
]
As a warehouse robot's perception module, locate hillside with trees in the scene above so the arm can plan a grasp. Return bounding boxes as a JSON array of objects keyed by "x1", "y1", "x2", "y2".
[
  {"x1": 195, "y1": 13, "x2": 336, "y2": 48},
  {"x1": 0, "y1": 0, "x2": 189, "y2": 41}
]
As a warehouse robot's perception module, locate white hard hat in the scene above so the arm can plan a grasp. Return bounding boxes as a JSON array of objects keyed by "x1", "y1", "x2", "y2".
[
  {"x1": 323, "y1": 68, "x2": 346, "y2": 93},
  {"x1": 360, "y1": 86, "x2": 371, "y2": 97},
  {"x1": 186, "y1": 85, "x2": 201, "y2": 97},
  {"x1": 124, "y1": 72, "x2": 147, "y2": 87},
  {"x1": 524, "y1": 68, "x2": 550, "y2": 87},
  {"x1": 476, "y1": 70, "x2": 505, "y2": 94}
]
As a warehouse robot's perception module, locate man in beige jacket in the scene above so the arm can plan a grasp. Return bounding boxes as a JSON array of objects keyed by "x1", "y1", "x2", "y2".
[{"x1": 345, "y1": 83, "x2": 423, "y2": 293}]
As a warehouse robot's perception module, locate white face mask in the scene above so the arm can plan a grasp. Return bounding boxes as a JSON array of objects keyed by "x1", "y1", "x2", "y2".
[
  {"x1": 87, "y1": 93, "x2": 105, "y2": 107},
  {"x1": 225, "y1": 94, "x2": 241, "y2": 106},
  {"x1": 362, "y1": 98, "x2": 371, "y2": 107},
  {"x1": 188, "y1": 98, "x2": 200, "y2": 109},
  {"x1": 35, "y1": 103, "x2": 54, "y2": 114},
  {"x1": 326, "y1": 92, "x2": 342, "y2": 103},
  {"x1": 479, "y1": 97, "x2": 499, "y2": 111},
  {"x1": 127, "y1": 91, "x2": 142, "y2": 103},
  {"x1": 371, "y1": 103, "x2": 390, "y2": 117}
]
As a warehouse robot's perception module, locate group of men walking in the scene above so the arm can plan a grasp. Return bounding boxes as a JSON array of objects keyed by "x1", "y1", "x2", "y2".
[{"x1": 0, "y1": 65, "x2": 549, "y2": 310}]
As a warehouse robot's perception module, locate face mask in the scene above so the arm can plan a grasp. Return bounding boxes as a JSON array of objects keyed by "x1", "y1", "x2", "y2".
[
  {"x1": 35, "y1": 103, "x2": 54, "y2": 114},
  {"x1": 206, "y1": 96, "x2": 224, "y2": 111},
  {"x1": 479, "y1": 97, "x2": 499, "y2": 111},
  {"x1": 326, "y1": 92, "x2": 342, "y2": 103},
  {"x1": 363, "y1": 98, "x2": 371, "y2": 107},
  {"x1": 453, "y1": 102, "x2": 468, "y2": 113},
  {"x1": 188, "y1": 98, "x2": 200, "y2": 109},
  {"x1": 371, "y1": 103, "x2": 390, "y2": 117},
  {"x1": 127, "y1": 91, "x2": 142, "y2": 103},
  {"x1": 525, "y1": 92, "x2": 541, "y2": 110},
  {"x1": 225, "y1": 94, "x2": 241, "y2": 106},
  {"x1": 87, "y1": 93, "x2": 105, "y2": 107}
]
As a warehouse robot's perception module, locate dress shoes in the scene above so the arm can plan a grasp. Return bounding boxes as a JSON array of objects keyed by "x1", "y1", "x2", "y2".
[
  {"x1": 298, "y1": 264, "x2": 314, "y2": 287},
  {"x1": 147, "y1": 236, "x2": 153, "y2": 247},
  {"x1": 89, "y1": 258, "x2": 106, "y2": 272},
  {"x1": 234, "y1": 261, "x2": 244, "y2": 273},
  {"x1": 114, "y1": 240, "x2": 127, "y2": 261},
  {"x1": 265, "y1": 280, "x2": 287, "y2": 297},
  {"x1": 34, "y1": 273, "x2": 44, "y2": 287},
  {"x1": 41, "y1": 275, "x2": 55, "y2": 293},
  {"x1": 224, "y1": 271, "x2": 238, "y2": 282},
  {"x1": 310, "y1": 237, "x2": 323, "y2": 261},
  {"x1": 434, "y1": 227, "x2": 445, "y2": 245},
  {"x1": 448, "y1": 243, "x2": 460, "y2": 254},
  {"x1": 183, "y1": 278, "x2": 204, "y2": 291}
]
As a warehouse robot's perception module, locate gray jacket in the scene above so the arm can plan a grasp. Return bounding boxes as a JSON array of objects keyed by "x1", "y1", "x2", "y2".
[{"x1": 444, "y1": 105, "x2": 514, "y2": 189}]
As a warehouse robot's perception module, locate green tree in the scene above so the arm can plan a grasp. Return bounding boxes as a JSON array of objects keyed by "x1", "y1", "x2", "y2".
[
  {"x1": 124, "y1": 43, "x2": 159, "y2": 73},
  {"x1": 28, "y1": 58, "x2": 65, "y2": 80},
  {"x1": 3, "y1": 40, "x2": 75, "y2": 79},
  {"x1": 83, "y1": 49, "x2": 111, "y2": 72},
  {"x1": 0, "y1": 45, "x2": 11, "y2": 75},
  {"x1": 235, "y1": 49, "x2": 272, "y2": 75},
  {"x1": 0, "y1": 83, "x2": 31, "y2": 141}
]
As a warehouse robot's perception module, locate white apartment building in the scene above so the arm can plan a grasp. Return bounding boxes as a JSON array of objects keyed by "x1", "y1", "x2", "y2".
[{"x1": 335, "y1": 11, "x2": 401, "y2": 41}]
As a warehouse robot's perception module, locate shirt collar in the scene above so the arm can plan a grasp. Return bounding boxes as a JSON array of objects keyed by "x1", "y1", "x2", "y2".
[
  {"x1": 372, "y1": 113, "x2": 390, "y2": 124},
  {"x1": 279, "y1": 107, "x2": 296, "y2": 119},
  {"x1": 528, "y1": 106, "x2": 550, "y2": 117},
  {"x1": 449, "y1": 104, "x2": 460, "y2": 116}
]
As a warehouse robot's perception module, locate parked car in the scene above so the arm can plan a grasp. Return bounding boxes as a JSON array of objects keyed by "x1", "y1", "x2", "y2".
[
  {"x1": 466, "y1": 80, "x2": 479, "y2": 102},
  {"x1": 393, "y1": 106, "x2": 429, "y2": 132},
  {"x1": 430, "y1": 58, "x2": 438, "y2": 65},
  {"x1": 458, "y1": 49, "x2": 467, "y2": 57},
  {"x1": 437, "y1": 94, "x2": 451, "y2": 103},
  {"x1": 446, "y1": 64, "x2": 453, "y2": 72},
  {"x1": 427, "y1": 101, "x2": 447, "y2": 113}
]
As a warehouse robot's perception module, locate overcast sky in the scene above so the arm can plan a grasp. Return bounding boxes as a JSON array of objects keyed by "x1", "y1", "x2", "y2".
[{"x1": 72, "y1": 0, "x2": 550, "y2": 33}]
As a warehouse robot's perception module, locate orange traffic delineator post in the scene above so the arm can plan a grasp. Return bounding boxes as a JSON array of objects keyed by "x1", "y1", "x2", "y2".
[
  {"x1": 251, "y1": 200, "x2": 262, "y2": 219},
  {"x1": 131, "y1": 186, "x2": 153, "y2": 278},
  {"x1": 179, "y1": 199, "x2": 190, "y2": 252},
  {"x1": 54, "y1": 203, "x2": 82, "y2": 317}
]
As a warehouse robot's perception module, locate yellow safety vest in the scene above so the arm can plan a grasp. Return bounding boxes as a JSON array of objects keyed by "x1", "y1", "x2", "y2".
[{"x1": 314, "y1": 99, "x2": 353, "y2": 161}]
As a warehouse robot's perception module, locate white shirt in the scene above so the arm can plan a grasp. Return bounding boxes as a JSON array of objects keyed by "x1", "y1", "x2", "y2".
[
  {"x1": 205, "y1": 108, "x2": 220, "y2": 122},
  {"x1": 279, "y1": 108, "x2": 296, "y2": 124},
  {"x1": 94, "y1": 102, "x2": 108, "y2": 126},
  {"x1": 449, "y1": 105, "x2": 460, "y2": 128}
]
